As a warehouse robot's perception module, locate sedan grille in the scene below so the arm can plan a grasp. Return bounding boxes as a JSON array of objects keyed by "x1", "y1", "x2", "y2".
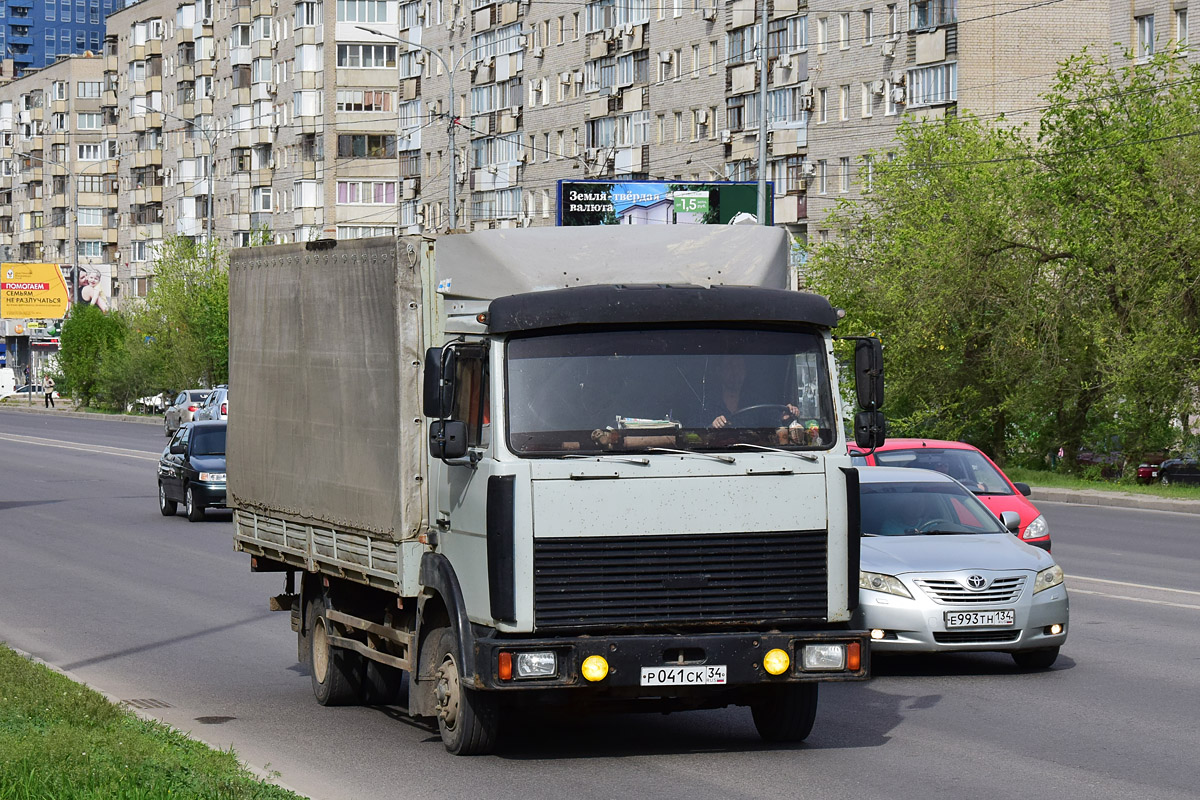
[
  {"x1": 915, "y1": 576, "x2": 1026, "y2": 605},
  {"x1": 533, "y1": 530, "x2": 828, "y2": 630}
]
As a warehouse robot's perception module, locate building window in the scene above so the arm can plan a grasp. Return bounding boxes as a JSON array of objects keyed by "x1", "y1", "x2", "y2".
[
  {"x1": 839, "y1": 12, "x2": 850, "y2": 48},
  {"x1": 336, "y1": 180, "x2": 397, "y2": 204},
  {"x1": 908, "y1": 62, "x2": 957, "y2": 106},
  {"x1": 77, "y1": 81, "x2": 102, "y2": 98},
  {"x1": 863, "y1": 9, "x2": 873, "y2": 43},
  {"x1": 338, "y1": 225, "x2": 396, "y2": 238},
  {"x1": 78, "y1": 176, "x2": 104, "y2": 192},
  {"x1": 817, "y1": 159, "x2": 827, "y2": 194},
  {"x1": 295, "y1": 1, "x2": 322, "y2": 27},
  {"x1": 818, "y1": 88, "x2": 828, "y2": 123},
  {"x1": 863, "y1": 155, "x2": 874, "y2": 191},
  {"x1": 77, "y1": 143, "x2": 102, "y2": 160},
  {"x1": 910, "y1": 0, "x2": 956, "y2": 30},
  {"x1": 840, "y1": 156, "x2": 851, "y2": 192},
  {"x1": 336, "y1": 134, "x2": 397, "y2": 157},
  {"x1": 1177, "y1": 8, "x2": 1189, "y2": 47},
  {"x1": 816, "y1": 17, "x2": 828, "y2": 52},
  {"x1": 862, "y1": 82, "x2": 873, "y2": 117},
  {"x1": 336, "y1": 0, "x2": 389, "y2": 22},
  {"x1": 251, "y1": 186, "x2": 273, "y2": 211},
  {"x1": 77, "y1": 112, "x2": 102, "y2": 130},
  {"x1": 77, "y1": 207, "x2": 103, "y2": 226},
  {"x1": 840, "y1": 84, "x2": 850, "y2": 120},
  {"x1": 1137, "y1": 14, "x2": 1155, "y2": 59},
  {"x1": 77, "y1": 240, "x2": 103, "y2": 257},
  {"x1": 336, "y1": 43, "x2": 397, "y2": 68}
]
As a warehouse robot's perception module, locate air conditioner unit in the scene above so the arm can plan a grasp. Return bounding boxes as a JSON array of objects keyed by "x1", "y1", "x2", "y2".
[
  {"x1": 881, "y1": 41, "x2": 896, "y2": 57},
  {"x1": 889, "y1": 69, "x2": 906, "y2": 85},
  {"x1": 701, "y1": 6, "x2": 717, "y2": 20},
  {"x1": 560, "y1": 71, "x2": 571, "y2": 82},
  {"x1": 872, "y1": 79, "x2": 886, "y2": 95},
  {"x1": 890, "y1": 86, "x2": 906, "y2": 103},
  {"x1": 799, "y1": 80, "x2": 813, "y2": 96},
  {"x1": 801, "y1": 163, "x2": 816, "y2": 176},
  {"x1": 778, "y1": 53, "x2": 793, "y2": 68},
  {"x1": 200, "y1": 16, "x2": 212, "y2": 25},
  {"x1": 798, "y1": 95, "x2": 813, "y2": 111},
  {"x1": 720, "y1": 129, "x2": 732, "y2": 143},
  {"x1": 697, "y1": 109, "x2": 708, "y2": 123},
  {"x1": 658, "y1": 50, "x2": 672, "y2": 63},
  {"x1": 532, "y1": 46, "x2": 544, "y2": 58}
]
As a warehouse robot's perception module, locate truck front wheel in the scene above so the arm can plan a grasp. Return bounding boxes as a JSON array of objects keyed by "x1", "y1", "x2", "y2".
[
  {"x1": 751, "y1": 683, "x2": 818, "y2": 743},
  {"x1": 428, "y1": 626, "x2": 498, "y2": 755},
  {"x1": 308, "y1": 599, "x2": 362, "y2": 706}
]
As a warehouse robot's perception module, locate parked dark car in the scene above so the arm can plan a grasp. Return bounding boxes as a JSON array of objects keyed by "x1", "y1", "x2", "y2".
[
  {"x1": 158, "y1": 420, "x2": 227, "y2": 521},
  {"x1": 1157, "y1": 456, "x2": 1200, "y2": 486}
]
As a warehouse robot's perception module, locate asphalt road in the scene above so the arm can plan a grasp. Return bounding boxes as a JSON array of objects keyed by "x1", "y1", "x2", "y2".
[{"x1": 1, "y1": 408, "x2": 1198, "y2": 800}]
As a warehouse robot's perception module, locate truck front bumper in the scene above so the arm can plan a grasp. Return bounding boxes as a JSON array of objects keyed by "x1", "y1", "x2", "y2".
[{"x1": 470, "y1": 629, "x2": 869, "y2": 691}]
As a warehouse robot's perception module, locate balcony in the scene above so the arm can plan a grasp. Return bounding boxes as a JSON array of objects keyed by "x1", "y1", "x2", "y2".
[
  {"x1": 133, "y1": 150, "x2": 163, "y2": 168},
  {"x1": 132, "y1": 185, "x2": 163, "y2": 205}
]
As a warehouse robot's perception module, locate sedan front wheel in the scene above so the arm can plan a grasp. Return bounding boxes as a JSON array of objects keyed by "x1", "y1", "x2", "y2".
[
  {"x1": 158, "y1": 482, "x2": 177, "y2": 516},
  {"x1": 185, "y1": 486, "x2": 205, "y2": 522}
]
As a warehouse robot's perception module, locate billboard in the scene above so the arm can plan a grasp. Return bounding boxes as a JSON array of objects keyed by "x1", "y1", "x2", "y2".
[
  {"x1": 1, "y1": 263, "x2": 71, "y2": 320},
  {"x1": 558, "y1": 180, "x2": 772, "y2": 226},
  {"x1": 72, "y1": 264, "x2": 113, "y2": 312}
]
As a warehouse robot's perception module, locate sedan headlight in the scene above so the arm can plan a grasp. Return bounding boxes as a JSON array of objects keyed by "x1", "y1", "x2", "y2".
[
  {"x1": 198, "y1": 472, "x2": 226, "y2": 482},
  {"x1": 859, "y1": 570, "x2": 912, "y2": 599},
  {"x1": 1034, "y1": 564, "x2": 1064, "y2": 594},
  {"x1": 1022, "y1": 514, "x2": 1049, "y2": 541}
]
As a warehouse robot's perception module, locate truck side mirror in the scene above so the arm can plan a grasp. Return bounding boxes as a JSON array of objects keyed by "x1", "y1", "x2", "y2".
[
  {"x1": 423, "y1": 347, "x2": 456, "y2": 418},
  {"x1": 429, "y1": 420, "x2": 469, "y2": 460},
  {"x1": 854, "y1": 410, "x2": 886, "y2": 450},
  {"x1": 854, "y1": 338, "x2": 884, "y2": 411}
]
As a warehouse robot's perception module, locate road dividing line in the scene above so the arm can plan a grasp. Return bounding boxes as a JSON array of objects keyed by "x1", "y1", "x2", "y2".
[
  {"x1": 0, "y1": 432, "x2": 159, "y2": 462},
  {"x1": 1070, "y1": 575, "x2": 1200, "y2": 598},
  {"x1": 1068, "y1": 588, "x2": 1200, "y2": 611}
]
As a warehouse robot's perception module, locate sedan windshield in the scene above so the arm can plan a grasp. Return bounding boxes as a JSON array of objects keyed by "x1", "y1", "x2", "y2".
[
  {"x1": 873, "y1": 447, "x2": 1012, "y2": 494},
  {"x1": 861, "y1": 482, "x2": 1008, "y2": 536},
  {"x1": 190, "y1": 428, "x2": 226, "y2": 456},
  {"x1": 506, "y1": 328, "x2": 836, "y2": 455}
]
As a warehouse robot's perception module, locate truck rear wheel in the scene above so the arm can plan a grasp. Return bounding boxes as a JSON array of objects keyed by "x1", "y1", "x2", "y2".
[
  {"x1": 428, "y1": 626, "x2": 498, "y2": 755},
  {"x1": 751, "y1": 683, "x2": 818, "y2": 743},
  {"x1": 309, "y1": 599, "x2": 363, "y2": 706}
]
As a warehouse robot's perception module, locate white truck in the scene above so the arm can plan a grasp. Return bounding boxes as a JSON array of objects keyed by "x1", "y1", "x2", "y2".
[{"x1": 229, "y1": 226, "x2": 886, "y2": 754}]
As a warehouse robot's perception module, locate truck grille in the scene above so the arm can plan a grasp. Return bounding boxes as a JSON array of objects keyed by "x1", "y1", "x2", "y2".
[{"x1": 533, "y1": 530, "x2": 828, "y2": 630}]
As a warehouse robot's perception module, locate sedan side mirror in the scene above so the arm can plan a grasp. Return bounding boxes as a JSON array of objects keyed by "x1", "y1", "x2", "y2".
[
  {"x1": 169, "y1": 442, "x2": 186, "y2": 455},
  {"x1": 999, "y1": 510, "x2": 1021, "y2": 533}
]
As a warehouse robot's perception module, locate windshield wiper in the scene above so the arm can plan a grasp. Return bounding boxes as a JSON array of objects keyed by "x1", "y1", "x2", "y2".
[
  {"x1": 563, "y1": 454, "x2": 651, "y2": 466},
  {"x1": 731, "y1": 443, "x2": 818, "y2": 462},
  {"x1": 648, "y1": 447, "x2": 736, "y2": 464}
]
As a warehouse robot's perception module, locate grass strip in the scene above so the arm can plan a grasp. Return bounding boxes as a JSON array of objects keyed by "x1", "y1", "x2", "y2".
[
  {"x1": 1006, "y1": 467, "x2": 1200, "y2": 500},
  {"x1": 0, "y1": 645, "x2": 305, "y2": 800}
]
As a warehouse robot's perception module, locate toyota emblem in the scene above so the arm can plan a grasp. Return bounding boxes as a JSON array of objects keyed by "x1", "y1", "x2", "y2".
[{"x1": 966, "y1": 575, "x2": 987, "y2": 591}]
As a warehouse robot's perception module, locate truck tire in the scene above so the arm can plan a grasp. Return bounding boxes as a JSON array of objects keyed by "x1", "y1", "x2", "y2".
[
  {"x1": 428, "y1": 626, "x2": 498, "y2": 755},
  {"x1": 1012, "y1": 646, "x2": 1059, "y2": 669},
  {"x1": 308, "y1": 599, "x2": 363, "y2": 706},
  {"x1": 185, "y1": 486, "x2": 205, "y2": 522},
  {"x1": 158, "y1": 482, "x2": 177, "y2": 516},
  {"x1": 751, "y1": 683, "x2": 818, "y2": 743},
  {"x1": 361, "y1": 661, "x2": 406, "y2": 706}
]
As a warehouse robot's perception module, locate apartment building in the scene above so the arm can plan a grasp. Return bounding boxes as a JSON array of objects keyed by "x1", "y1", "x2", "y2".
[
  {"x1": 0, "y1": 54, "x2": 119, "y2": 297},
  {"x1": 2, "y1": 0, "x2": 122, "y2": 77},
  {"x1": 93, "y1": 0, "x2": 1142, "y2": 304}
]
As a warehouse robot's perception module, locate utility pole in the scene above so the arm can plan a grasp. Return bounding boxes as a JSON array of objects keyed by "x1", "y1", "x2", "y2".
[{"x1": 756, "y1": 0, "x2": 770, "y2": 225}]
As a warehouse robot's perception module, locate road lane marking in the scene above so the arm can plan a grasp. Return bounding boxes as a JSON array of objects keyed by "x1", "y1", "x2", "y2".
[
  {"x1": 0, "y1": 432, "x2": 159, "y2": 462},
  {"x1": 1068, "y1": 588, "x2": 1200, "y2": 611},
  {"x1": 1070, "y1": 575, "x2": 1200, "y2": 598}
]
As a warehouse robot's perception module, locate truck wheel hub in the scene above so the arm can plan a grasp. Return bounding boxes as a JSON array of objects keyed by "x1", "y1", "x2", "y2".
[{"x1": 435, "y1": 656, "x2": 461, "y2": 729}]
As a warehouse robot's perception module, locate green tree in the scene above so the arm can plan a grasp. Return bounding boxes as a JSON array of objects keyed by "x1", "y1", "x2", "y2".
[{"x1": 58, "y1": 303, "x2": 126, "y2": 407}]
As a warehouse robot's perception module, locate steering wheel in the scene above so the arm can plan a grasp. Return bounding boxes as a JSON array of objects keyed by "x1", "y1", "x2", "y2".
[
  {"x1": 727, "y1": 404, "x2": 792, "y2": 426},
  {"x1": 915, "y1": 518, "x2": 953, "y2": 533}
]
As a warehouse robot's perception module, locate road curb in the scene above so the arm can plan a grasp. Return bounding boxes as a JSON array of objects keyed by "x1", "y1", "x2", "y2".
[
  {"x1": 0, "y1": 403, "x2": 162, "y2": 426},
  {"x1": 1030, "y1": 486, "x2": 1200, "y2": 515},
  {"x1": 3, "y1": 644, "x2": 311, "y2": 799}
]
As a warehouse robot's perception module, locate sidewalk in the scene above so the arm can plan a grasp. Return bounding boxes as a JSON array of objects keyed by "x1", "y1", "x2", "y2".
[
  {"x1": 1029, "y1": 486, "x2": 1200, "y2": 516},
  {"x1": 0, "y1": 399, "x2": 161, "y2": 426}
]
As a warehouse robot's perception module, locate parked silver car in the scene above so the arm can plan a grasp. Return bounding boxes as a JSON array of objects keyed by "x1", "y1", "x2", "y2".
[
  {"x1": 164, "y1": 390, "x2": 211, "y2": 436},
  {"x1": 193, "y1": 386, "x2": 228, "y2": 422},
  {"x1": 855, "y1": 467, "x2": 1069, "y2": 669}
]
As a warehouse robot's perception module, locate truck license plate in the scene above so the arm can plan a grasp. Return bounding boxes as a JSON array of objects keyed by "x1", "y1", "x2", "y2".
[
  {"x1": 640, "y1": 665, "x2": 727, "y2": 686},
  {"x1": 945, "y1": 609, "x2": 1015, "y2": 628}
]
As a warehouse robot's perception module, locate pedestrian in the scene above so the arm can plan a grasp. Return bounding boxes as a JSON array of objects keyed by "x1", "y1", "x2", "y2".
[{"x1": 44, "y1": 376, "x2": 55, "y2": 409}]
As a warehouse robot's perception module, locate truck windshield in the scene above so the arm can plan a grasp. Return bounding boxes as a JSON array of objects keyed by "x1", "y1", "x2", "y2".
[{"x1": 506, "y1": 328, "x2": 836, "y2": 455}]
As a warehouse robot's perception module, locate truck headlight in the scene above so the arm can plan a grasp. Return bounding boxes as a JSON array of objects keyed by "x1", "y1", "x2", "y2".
[
  {"x1": 802, "y1": 644, "x2": 846, "y2": 671},
  {"x1": 859, "y1": 570, "x2": 912, "y2": 599},
  {"x1": 1022, "y1": 514, "x2": 1049, "y2": 540},
  {"x1": 199, "y1": 472, "x2": 226, "y2": 482},
  {"x1": 515, "y1": 651, "x2": 557, "y2": 678},
  {"x1": 1034, "y1": 564, "x2": 1064, "y2": 594}
]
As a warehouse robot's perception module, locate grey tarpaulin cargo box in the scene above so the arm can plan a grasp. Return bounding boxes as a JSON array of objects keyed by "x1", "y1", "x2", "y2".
[{"x1": 228, "y1": 237, "x2": 428, "y2": 544}]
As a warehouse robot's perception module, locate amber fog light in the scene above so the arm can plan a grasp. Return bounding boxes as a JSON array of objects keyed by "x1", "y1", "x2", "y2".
[{"x1": 763, "y1": 648, "x2": 790, "y2": 675}]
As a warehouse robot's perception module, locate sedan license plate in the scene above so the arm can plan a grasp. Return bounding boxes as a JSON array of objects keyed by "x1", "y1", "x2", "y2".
[
  {"x1": 640, "y1": 665, "x2": 727, "y2": 686},
  {"x1": 945, "y1": 609, "x2": 1015, "y2": 628}
]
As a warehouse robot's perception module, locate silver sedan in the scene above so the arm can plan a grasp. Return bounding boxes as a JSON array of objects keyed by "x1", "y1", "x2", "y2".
[{"x1": 855, "y1": 467, "x2": 1069, "y2": 669}]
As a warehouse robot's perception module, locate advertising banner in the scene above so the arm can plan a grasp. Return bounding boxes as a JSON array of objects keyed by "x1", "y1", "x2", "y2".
[
  {"x1": 558, "y1": 180, "x2": 772, "y2": 226},
  {"x1": 1, "y1": 263, "x2": 71, "y2": 320}
]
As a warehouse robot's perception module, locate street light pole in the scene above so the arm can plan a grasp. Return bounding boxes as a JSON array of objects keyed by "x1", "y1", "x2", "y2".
[
  {"x1": 756, "y1": 0, "x2": 770, "y2": 225},
  {"x1": 357, "y1": 26, "x2": 505, "y2": 232}
]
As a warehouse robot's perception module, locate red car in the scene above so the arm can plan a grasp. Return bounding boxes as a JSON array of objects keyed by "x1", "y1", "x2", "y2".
[{"x1": 849, "y1": 438, "x2": 1051, "y2": 551}]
